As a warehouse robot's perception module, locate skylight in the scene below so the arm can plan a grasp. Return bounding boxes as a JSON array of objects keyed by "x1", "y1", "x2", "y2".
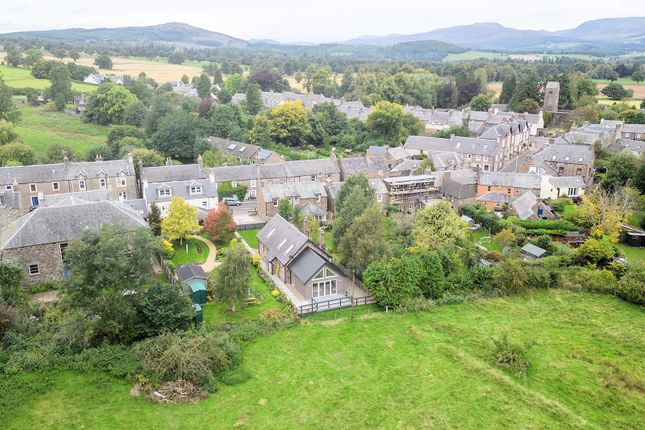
[
  {"x1": 284, "y1": 244, "x2": 294, "y2": 254},
  {"x1": 565, "y1": 156, "x2": 570, "y2": 161},
  {"x1": 278, "y1": 239, "x2": 287, "y2": 249},
  {"x1": 239, "y1": 146, "x2": 247, "y2": 152},
  {"x1": 228, "y1": 144, "x2": 237, "y2": 150},
  {"x1": 267, "y1": 228, "x2": 276, "y2": 238}
]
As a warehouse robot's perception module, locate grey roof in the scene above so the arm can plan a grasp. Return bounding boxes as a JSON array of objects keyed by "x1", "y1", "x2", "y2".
[
  {"x1": 257, "y1": 149, "x2": 278, "y2": 161},
  {"x1": 445, "y1": 169, "x2": 477, "y2": 185},
  {"x1": 368, "y1": 178, "x2": 387, "y2": 195},
  {"x1": 430, "y1": 152, "x2": 463, "y2": 170},
  {"x1": 298, "y1": 202, "x2": 326, "y2": 218},
  {"x1": 478, "y1": 172, "x2": 541, "y2": 189},
  {"x1": 404, "y1": 135, "x2": 499, "y2": 157},
  {"x1": 607, "y1": 138, "x2": 644, "y2": 156},
  {"x1": 621, "y1": 124, "x2": 645, "y2": 134},
  {"x1": 477, "y1": 192, "x2": 511, "y2": 204},
  {"x1": 177, "y1": 264, "x2": 207, "y2": 283},
  {"x1": 442, "y1": 180, "x2": 476, "y2": 199},
  {"x1": 512, "y1": 191, "x2": 539, "y2": 220},
  {"x1": 460, "y1": 214, "x2": 474, "y2": 223},
  {"x1": 144, "y1": 179, "x2": 217, "y2": 203},
  {"x1": 261, "y1": 181, "x2": 326, "y2": 203},
  {"x1": 208, "y1": 137, "x2": 261, "y2": 159},
  {"x1": 211, "y1": 165, "x2": 257, "y2": 182},
  {"x1": 284, "y1": 159, "x2": 340, "y2": 177},
  {"x1": 367, "y1": 146, "x2": 387, "y2": 157},
  {"x1": 536, "y1": 144, "x2": 593, "y2": 166},
  {"x1": 40, "y1": 189, "x2": 112, "y2": 207},
  {"x1": 142, "y1": 164, "x2": 206, "y2": 183},
  {"x1": 548, "y1": 176, "x2": 585, "y2": 188},
  {"x1": 0, "y1": 200, "x2": 146, "y2": 250},
  {"x1": 558, "y1": 132, "x2": 600, "y2": 146},
  {"x1": 0, "y1": 159, "x2": 135, "y2": 185},
  {"x1": 257, "y1": 214, "x2": 308, "y2": 266},
  {"x1": 288, "y1": 247, "x2": 326, "y2": 284},
  {"x1": 521, "y1": 243, "x2": 548, "y2": 258},
  {"x1": 259, "y1": 163, "x2": 288, "y2": 179},
  {"x1": 388, "y1": 146, "x2": 409, "y2": 162},
  {"x1": 391, "y1": 158, "x2": 423, "y2": 174}
]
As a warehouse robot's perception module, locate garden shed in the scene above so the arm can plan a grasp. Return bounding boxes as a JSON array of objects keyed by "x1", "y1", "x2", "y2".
[{"x1": 177, "y1": 264, "x2": 208, "y2": 305}]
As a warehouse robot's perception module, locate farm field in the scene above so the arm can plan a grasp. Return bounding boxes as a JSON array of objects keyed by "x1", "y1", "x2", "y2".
[
  {"x1": 0, "y1": 64, "x2": 97, "y2": 92},
  {"x1": 1, "y1": 290, "x2": 643, "y2": 429},
  {"x1": 12, "y1": 102, "x2": 110, "y2": 159}
]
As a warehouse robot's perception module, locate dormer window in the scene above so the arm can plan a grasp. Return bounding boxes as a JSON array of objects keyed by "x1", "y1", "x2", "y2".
[
  {"x1": 117, "y1": 174, "x2": 127, "y2": 187},
  {"x1": 99, "y1": 178, "x2": 107, "y2": 189},
  {"x1": 78, "y1": 179, "x2": 86, "y2": 190},
  {"x1": 158, "y1": 189, "x2": 172, "y2": 197},
  {"x1": 190, "y1": 185, "x2": 202, "y2": 195}
]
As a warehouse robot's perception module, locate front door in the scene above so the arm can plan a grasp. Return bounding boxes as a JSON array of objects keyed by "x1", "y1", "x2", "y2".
[{"x1": 31, "y1": 196, "x2": 39, "y2": 208}]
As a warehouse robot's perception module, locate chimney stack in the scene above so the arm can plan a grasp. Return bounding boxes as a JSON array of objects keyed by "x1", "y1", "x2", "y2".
[
  {"x1": 319, "y1": 227, "x2": 325, "y2": 250},
  {"x1": 303, "y1": 216, "x2": 309, "y2": 236},
  {"x1": 127, "y1": 151, "x2": 133, "y2": 164},
  {"x1": 197, "y1": 154, "x2": 204, "y2": 168},
  {"x1": 63, "y1": 154, "x2": 70, "y2": 169}
]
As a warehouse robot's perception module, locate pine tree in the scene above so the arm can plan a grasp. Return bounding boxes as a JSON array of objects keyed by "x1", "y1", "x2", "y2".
[
  {"x1": 148, "y1": 202, "x2": 162, "y2": 236},
  {"x1": 246, "y1": 83, "x2": 263, "y2": 116}
]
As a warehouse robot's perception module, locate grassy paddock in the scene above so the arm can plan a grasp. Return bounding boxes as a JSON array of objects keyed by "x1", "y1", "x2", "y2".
[
  {"x1": 1, "y1": 290, "x2": 643, "y2": 429},
  {"x1": 0, "y1": 65, "x2": 97, "y2": 92}
]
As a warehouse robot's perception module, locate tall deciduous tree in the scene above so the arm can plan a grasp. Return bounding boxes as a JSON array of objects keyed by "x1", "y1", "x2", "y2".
[
  {"x1": 245, "y1": 83, "x2": 263, "y2": 116},
  {"x1": 338, "y1": 205, "x2": 389, "y2": 276},
  {"x1": 268, "y1": 100, "x2": 312, "y2": 146},
  {"x1": 48, "y1": 63, "x2": 73, "y2": 111},
  {"x1": 0, "y1": 74, "x2": 20, "y2": 123},
  {"x1": 212, "y1": 242, "x2": 251, "y2": 312},
  {"x1": 137, "y1": 284, "x2": 193, "y2": 337},
  {"x1": 196, "y1": 73, "x2": 212, "y2": 99},
  {"x1": 84, "y1": 83, "x2": 137, "y2": 125},
  {"x1": 0, "y1": 119, "x2": 19, "y2": 145},
  {"x1": 278, "y1": 198, "x2": 294, "y2": 220},
  {"x1": 150, "y1": 111, "x2": 207, "y2": 161},
  {"x1": 412, "y1": 200, "x2": 469, "y2": 251},
  {"x1": 332, "y1": 185, "x2": 374, "y2": 249},
  {"x1": 161, "y1": 197, "x2": 200, "y2": 243},
  {"x1": 94, "y1": 54, "x2": 113, "y2": 69},
  {"x1": 203, "y1": 203, "x2": 236, "y2": 244}
]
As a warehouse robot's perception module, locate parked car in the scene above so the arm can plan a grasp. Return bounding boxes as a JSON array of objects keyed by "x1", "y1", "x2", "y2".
[{"x1": 223, "y1": 197, "x2": 241, "y2": 206}]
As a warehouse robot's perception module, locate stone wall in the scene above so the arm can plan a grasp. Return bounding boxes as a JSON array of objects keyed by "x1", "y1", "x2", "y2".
[{"x1": 1, "y1": 243, "x2": 64, "y2": 284}]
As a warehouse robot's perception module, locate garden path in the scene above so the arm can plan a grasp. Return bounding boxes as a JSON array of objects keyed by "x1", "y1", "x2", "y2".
[{"x1": 189, "y1": 235, "x2": 221, "y2": 272}]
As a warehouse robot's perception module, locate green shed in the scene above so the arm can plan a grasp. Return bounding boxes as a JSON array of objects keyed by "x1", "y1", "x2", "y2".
[
  {"x1": 193, "y1": 303, "x2": 203, "y2": 324},
  {"x1": 177, "y1": 264, "x2": 208, "y2": 305}
]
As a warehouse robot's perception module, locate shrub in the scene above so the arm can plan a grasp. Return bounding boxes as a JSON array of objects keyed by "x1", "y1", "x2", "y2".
[
  {"x1": 227, "y1": 321, "x2": 265, "y2": 343},
  {"x1": 161, "y1": 240, "x2": 174, "y2": 258},
  {"x1": 0, "y1": 305, "x2": 18, "y2": 337},
  {"x1": 491, "y1": 334, "x2": 534, "y2": 380},
  {"x1": 617, "y1": 262, "x2": 645, "y2": 305},
  {"x1": 137, "y1": 284, "x2": 194, "y2": 337},
  {"x1": 576, "y1": 238, "x2": 615, "y2": 266},
  {"x1": 493, "y1": 259, "x2": 529, "y2": 295},
  {"x1": 252, "y1": 253, "x2": 261, "y2": 267},
  {"x1": 565, "y1": 268, "x2": 617, "y2": 295},
  {"x1": 219, "y1": 367, "x2": 252, "y2": 386},
  {"x1": 471, "y1": 265, "x2": 496, "y2": 294},
  {"x1": 24, "y1": 281, "x2": 64, "y2": 294},
  {"x1": 396, "y1": 297, "x2": 435, "y2": 313},
  {"x1": 134, "y1": 333, "x2": 230, "y2": 385},
  {"x1": 73, "y1": 344, "x2": 142, "y2": 378}
]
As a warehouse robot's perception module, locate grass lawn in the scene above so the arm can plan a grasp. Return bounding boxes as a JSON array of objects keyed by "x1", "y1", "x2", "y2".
[
  {"x1": 616, "y1": 243, "x2": 645, "y2": 263},
  {"x1": 559, "y1": 203, "x2": 580, "y2": 220},
  {"x1": 0, "y1": 65, "x2": 97, "y2": 92},
  {"x1": 171, "y1": 238, "x2": 209, "y2": 266},
  {"x1": 238, "y1": 229, "x2": 260, "y2": 249},
  {"x1": 472, "y1": 230, "x2": 502, "y2": 252},
  {"x1": 13, "y1": 102, "x2": 110, "y2": 159},
  {"x1": 2, "y1": 290, "x2": 643, "y2": 429},
  {"x1": 202, "y1": 266, "x2": 282, "y2": 326}
]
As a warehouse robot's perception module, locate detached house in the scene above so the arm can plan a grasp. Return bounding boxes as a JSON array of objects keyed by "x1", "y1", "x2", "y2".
[
  {"x1": 0, "y1": 199, "x2": 147, "y2": 284},
  {"x1": 257, "y1": 215, "x2": 367, "y2": 310},
  {"x1": 208, "y1": 137, "x2": 283, "y2": 165},
  {"x1": 0, "y1": 156, "x2": 137, "y2": 214}
]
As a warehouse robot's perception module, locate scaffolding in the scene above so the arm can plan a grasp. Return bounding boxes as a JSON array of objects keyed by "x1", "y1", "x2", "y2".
[{"x1": 384, "y1": 174, "x2": 437, "y2": 212}]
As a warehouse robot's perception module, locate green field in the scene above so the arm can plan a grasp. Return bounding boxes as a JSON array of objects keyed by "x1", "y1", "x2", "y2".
[
  {"x1": 13, "y1": 102, "x2": 110, "y2": 159},
  {"x1": 444, "y1": 51, "x2": 507, "y2": 62},
  {"x1": 238, "y1": 229, "x2": 260, "y2": 249},
  {"x1": 202, "y1": 266, "x2": 282, "y2": 326},
  {"x1": 2, "y1": 290, "x2": 643, "y2": 429},
  {"x1": 616, "y1": 244, "x2": 645, "y2": 263},
  {"x1": 0, "y1": 65, "x2": 97, "y2": 92}
]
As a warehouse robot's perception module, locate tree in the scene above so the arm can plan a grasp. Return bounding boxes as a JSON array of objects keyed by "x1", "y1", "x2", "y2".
[
  {"x1": 94, "y1": 54, "x2": 113, "y2": 69},
  {"x1": 363, "y1": 256, "x2": 422, "y2": 308},
  {"x1": 144, "y1": 93, "x2": 174, "y2": 136},
  {"x1": 0, "y1": 119, "x2": 19, "y2": 145},
  {"x1": 84, "y1": 83, "x2": 137, "y2": 125},
  {"x1": 207, "y1": 104, "x2": 249, "y2": 141},
  {"x1": 148, "y1": 202, "x2": 162, "y2": 236},
  {"x1": 196, "y1": 73, "x2": 212, "y2": 99},
  {"x1": 278, "y1": 198, "x2": 294, "y2": 220},
  {"x1": 0, "y1": 261, "x2": 26, "y2": 306},
  {"x1": 248, "y1": 113, "x2": 273, "y2": 146},
  {"x1": 509, "y1": 70, "x2": 541, "y2": 110},
  {"x1": 161, "y1": 197, "x2": 200, "y2": 243},
  {"x1": 0, "y1": 74, "x2": 20, "y2": 123},
  {"x1": 332, "y1": 185, "x2": 374, "y2": 249},
  {"x1": 493, "y1": 259, "x2": 528, "y2": 295},
  {"x1": 62, "y1": 225, "x2": 161, "y2": 343},
  {"x1": 133, "y1": 148, "x2": 165, "y2": 167},
  {"x1": 335, "y1": 173, "x2": 373, "y2": 215},
  {"x1": 601, "y1": 83, "x2": 633, "y2": 101},
  {"x1": 493, "y1": 228, "x2": 516, "y2": 249},
  {"x1": 338, "y1": 205, "x2": 389, "y2": 276},
  {"x1": 212, "y1": 241, "x2": 251, "y2": 312},
  {"x1": 23, "y1": 48, "x2": 43, "y2": 68},
  {"x1": 631, "y1": 70, "x2": 645, "y2": 84},
  {"x1": 168, "y1": 52, "x2": 185, "y2": 65},
  {"x1": 201, "y1": 149, "x2": 237, "y2": 168},
  {"x1": 499, "y1": 74, "x2": 517, "y2": 104},
  {"x1": 417, "y1": 251, "x2": 445, "y2": 300},
  {"x1": 245, "y1": 83, "x2": 263, "y2": 116},
  {"x1": 0, "y1": 143, "x2": 36, "y2": 166},
  {"x1": 310, "y1": 101, "x2": 348, "y2": 146},
  {"x1": 106, "y1": 125, "x2": 143, "y2": 158},
  {"x1": 69, "y1": 51, "x2": 81, "y2": 62},
  {"x1": 412, "y1": 201, "x2": 469, "y2": 251},
  {"x1": 268, "y1": 101, "x2": 312, "y2": 146},
  {"x1": 307, "y1": 216, "x2": 320, "y2": 242},
  {"x1": 514, "y1": 98, "x2": 541, "y2": 114},
  {"x1": 150, "y1": 111, "x2": 207, "y2": 161},
  {"x1": 576, "y1": 189, "x2": 638, "y2": 242},
  {"x1": 576, "y1": 79, "x2": 598, "y2": 97},
  {"x1": 123, "y1": 100, "x2": 147, "y2": 127},
  {"x1": 46, "y1": 143, "x2": 74, "y2": 162},
  {"x1": 247, "y1": 67, "x2": 287, "y2": 92},
  {"x1": 4, "y1": 48, "x2": 23, "y2": 67},
  {"x1": 576, "y1": 238, "x2": 615, "y2": 266},
  {"x1": 137, "y1": 284, "x2": 193, "y2": 337},
  {"x1": 602, "y1": 153, "x2": 639, "y2": 192},
  {"x1": 203, "y1": 203, "x2": 236, "y2": 244},
  {"x1": 455, "y1": 70, "x2": 482, "y2": 106},
  {"x1": 470, "y1": 94, "x2": 492, "y2": 111},
  {"x1": 223, "y1": 73, "x2": 244, "y2": 94}
]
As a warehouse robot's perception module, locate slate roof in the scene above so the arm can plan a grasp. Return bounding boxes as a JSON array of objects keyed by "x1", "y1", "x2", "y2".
[
  {"x1": 257, "y1": 215, "x2": 308, "y2": 266},
  {"x1": 404, "y1": 136, "x2": 499, "y2": 157},
  {"x1": 208, "y1": 137, "x2": 261, "y2": 159},
  {"x1": 430, "y1": 152, "x2": 463, "y2": 170},
  {"x1": 607, "y1": 138, "x2": 644, "y2": 156},
  {"x1": 0, "y1": 159, "x2": 135, "y2": 185},
  {"x1": 622, "y1": 124, "x2": 645, "y2": 134},
  {"x1": 177, "y1": 264, "x2": 207, "y2": 283},
  {"x1": 478, "y1": 172, "x2": 541, "y2": 189},
  {"x1": 548, "y1": 176, "x2": 586, "y2": 188},
  {"x1": 535, "y1": 144, "x2": 593, "y2": 166},
  {"x1": 391, "y1": 158, "x2": 422, "y2": 174},
  {"x1": 261, "y1": 181, "x2": 326, "y2": 203},
  {"x1": 369, "y1": 178, "x2": 388, "y2": 195},
  {"x1": 288, "y1": 247, "x2": 326, "y2": 284},
  {"x1": 144, "y1": 179, "x2": 217, "y2": 203},
  {"x1": 39, "y1": 189, "x2": 112, "y2": 207},
  {"x1": 211, "y1": 165, "x2": 257, "y2": 182},
  {"x1": 521, "y1": 243, "x2": 548, "y2": 258},
  {"x1": 477, "y1": 192, "x2": 511, "y2": 204},
  {"x1": 512, "y1": 191, "x2": 539, "y2": 220},
  {"x1": 284, "y1": 159, "x2": 340, "y2": 177},
  {"x1": 142, "y1": 164, "x2": 206, "y2": 183},
  {"x1": 0, "y1": 200, "x2": 146, "y2": 250}
]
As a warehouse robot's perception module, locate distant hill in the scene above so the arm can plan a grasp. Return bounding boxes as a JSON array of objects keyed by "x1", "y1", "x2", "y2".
[
  {"x1": 345, "y1": 18, "x2": 645, "y2": 52},
  {"x1": 1, "y1": 22, "x2": 247, "y2": 48}
]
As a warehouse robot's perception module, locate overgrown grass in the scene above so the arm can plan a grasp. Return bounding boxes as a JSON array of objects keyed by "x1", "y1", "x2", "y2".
[
  {"x1": 0, "y1": 65, "x2": 97, "y2": 92},
  {"x1": 202, "y1": 266, "x2": 282, "y2": 326},
  {"x1": 171, "y1": 238, "x2": 209, "y2": 266},
  {"x1": 238, "y1": 229, "x2": 260, "y2": 249},
  {"x1": 472, "y1": 230, "x2": 502, "y2": 252},
  {"x1": 2, "y1": 290, "x2": 643, "y2": 429},
  {"x1": 13, "y1": 102, "x2": 110, "y2": 159},
  {"x1": 616, "y1": 244, "x2": 645, "y2": 263}
]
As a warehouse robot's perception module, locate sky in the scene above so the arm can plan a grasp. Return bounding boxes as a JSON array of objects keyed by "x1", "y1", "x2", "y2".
[{"x1": 1, "y1": 0, "x2": 644, "y2": 43}]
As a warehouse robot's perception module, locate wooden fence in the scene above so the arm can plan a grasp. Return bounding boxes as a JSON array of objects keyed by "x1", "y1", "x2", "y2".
[{"x1": 297, "y1": 295, "x2": 376, "y2": 316}]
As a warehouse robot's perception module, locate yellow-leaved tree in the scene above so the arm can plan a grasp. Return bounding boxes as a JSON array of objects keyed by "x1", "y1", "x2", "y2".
[
  {"x1": 161, "y1": 197, "x2": 199, "y2": 243},
  {"x1": 575, "y1": 188, "x2": 638, "y2": 242}
]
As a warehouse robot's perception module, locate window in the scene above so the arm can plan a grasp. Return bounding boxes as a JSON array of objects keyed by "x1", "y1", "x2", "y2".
[
  {"x1": 158, "y1": 189, "x2": 171, "y2": 197},
  {"x1": 467, "y1": 154, "x2": 472, "y2": 160},
  {"x1": 190, "y1": 185, "x2": 202, "y2": 195},
  {"x1": 28, "y1": 264, "x2": 40, "y2": 275},
  {"x1": 250, "y1": 189, "x2": 257, "y2": 198},
  {"x1": 250, "y1": 180, "x2": 256, "y2": 187},
  {"x1": 568, "y1": 187, "x2": 578, "y2": 196},
  {"x1": 52, "y1": 182, "x2": 60, "y2": 191},
  {"x1": 316, "y1": 194, "x2": 321, "y2": 203},
  {"x1": 273, "y1": 198, "x2": 279, "y2": 207},
  {"x1": 29, "y1": 183, "x2": 37, "y2": 192},
  {"x1": 292, "y1": 196, "x2": 299, "y2": 204},
  {"x1": 312, "y1": 279, "x2": 337, "y2": 298},
  {"x1": 99, "y1": 178, "x2": 107, "y2": 189},
  {"x1": 202, "y1": 201, "x2": 207, "y2": 207},
  {"x1": 4, "y1": 185, "x2": 11, "y2": 191},
  {"x1": 231, "y1": 181, "x2": 238, "y2": 188},
  {"x1": 310, "y1": 175, "x2": 316, "y2": 182},
  {"x1": 507, "y1": 188, "x2": 511, "y2": 195},
  {"x1": 78, "y1": 179, "x2": 86, "y2": 190},
  {"x1": 476, "y1": 155, "x2": 481, "y2": 161},
  {"x1": 487, "y1": 186, "x2": 492, "y2": 192},
  {"x1": 118, "y1": 192, "x2": 127, "y2": 201},
  {"x1": 117, "y1": 175, "x2": 127, "y2": 187},
  {"x1": 60, "y1": 243, "x2": 68, "y2": 262},
  {"x1": 483, "y1": 164, "x2": 490, "y2": 171},
  {"x1": 294, "y1": 177, "x2": 300, "y2": 182},
  {"x1": 576, "y1": 168, "x2": 583, "y2": 176}
]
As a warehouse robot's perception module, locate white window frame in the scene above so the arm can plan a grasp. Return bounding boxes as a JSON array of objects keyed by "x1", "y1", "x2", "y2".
[
  {"x1": 202, "y1": 201, "x2": 207, "y2": 207},
  {"x1": 231, "y1": 181, "x2": 238, "y2": 188},
  {"x1": 316, "y1": 194, "x2": 321, "y2": 203},
  {"x1": 250, "y1": 179, "x2": 257, "y2": 188},
  {"x1": 190, "y1": 185, "x2": 203, "y2": 195},
  {"x1": 78, "y1": 179, "x2": 86, "y2": 190},
  {"x1": 118, "y1": 191, "x2": 127, "y2": 201},
  {"x1": 273, "y1": 198, "x2": 279, "y2": 207},
  {"x1": 29, "y1": 183, "x2": 37, "y2": 192},
  {"x1": 4, "y1": 185, "x2": 12, "y2": 191},
  {"x1": 28, "y1": 264, "x2": 40, "y2": 275},
  {"x1": 158, "y1": 189, "x2": 172, "y2": 197},
  {"x1": 99, "y1": 178, "x2": 107, "y2": 189},
  {"x1": 52, "y1": 182, "x2": 60, "y2": 191},
  {"x1": 116, "y1": 175, "x2": 127, "y2": 187}
]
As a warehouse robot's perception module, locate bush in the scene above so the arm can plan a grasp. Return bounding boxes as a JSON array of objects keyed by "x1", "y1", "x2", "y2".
[
  {"x1": 564, "y1": 268, "x2": 617, "y2": 295},
  {"x1": 73, "y1": 344, "x2": 142, "y2": 378},
  {"x1": 0, "y1": 305, "x2": 18, "y2": 337},
  {"x1": 219, "y1": 367, "x2": 252, "y2": 386},
  {"x1": 134, "y1": 332, "x2": 231, "y2": 385},
  {"x1": 492, "y1": 334, "x2": 534, "y2": 380},
  {"x1": 396, "y1": 297, "x2": 435, "y2": 313},
  {"x1": 227, "y1": 321, "x2": 264, "y2": 343},
  {"x1": 617, "y1": 262, "x2": 645, "y2": 305},
  {"x1": 493, "y1": 259, "x2": 529, "y2": 295},
  {"x1": 24, "y1": 280, "x2": 64, "y2": 294},
  {"x1": 576, "y1": 238, "x2": 615, "y2": 266}
]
